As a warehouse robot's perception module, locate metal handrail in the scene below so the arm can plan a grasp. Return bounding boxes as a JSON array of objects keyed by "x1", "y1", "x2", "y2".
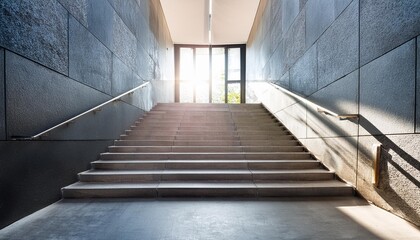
[
  {"x1": 18, "y1": 81, "x2": 151, "y2": 140},
  {"x1": 268, "y1": 82, "x2": 358, "y2": 121}
]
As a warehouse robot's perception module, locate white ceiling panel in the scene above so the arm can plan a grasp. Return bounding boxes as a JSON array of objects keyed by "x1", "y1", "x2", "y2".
[
  {"x1": 211, "y1": 0, "x2": 260, "y2": 44},
  {"x1": 160, "y1": 0, "x2": 260, "y2": 44},
  {"x1": 160, "y1": 0, "x2": 210, "y2": 44}
]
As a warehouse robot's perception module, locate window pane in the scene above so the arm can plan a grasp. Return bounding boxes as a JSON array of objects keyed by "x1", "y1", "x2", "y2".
[
  {"x1": 212, "y1": 47, "x2": 225, "y2": 103},
  {"x1": 180, "y1": 81, "x2": 193, "y2": 103},
  {"x1": 196, "y1": 48, "x2": 209, "y2": 103},
  {"x1": 180, "y1": 48, "x2": 193, "y2": 80},
  {"x1": 179, "y1": 48, "x2": 194, "y2": 103},
  {"x1": 227, "y1": 83, "x2": 240, "y2": 104},
  {"x1": 228, "y1": 48, "x2": 241, "y2": 81}
]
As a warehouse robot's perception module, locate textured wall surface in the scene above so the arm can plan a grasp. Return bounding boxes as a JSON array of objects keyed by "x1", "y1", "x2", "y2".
[
  {"x1": 0, "y1": 141, "x2": 113, "y2": 229},
  {"x1": 0, "y1": 0, "x2": 174, "y2": 228},
  {"x1": 0, "y1": 48, "x2": 4, "y2": 140},
  {"x1": 247, "y1": 0, "x2": 420, "y2": 226}
]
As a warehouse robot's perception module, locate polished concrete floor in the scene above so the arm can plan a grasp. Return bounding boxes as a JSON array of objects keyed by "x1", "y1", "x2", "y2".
[{"x1": 0, "y1": 197, "x2": 418, "y2": 240}]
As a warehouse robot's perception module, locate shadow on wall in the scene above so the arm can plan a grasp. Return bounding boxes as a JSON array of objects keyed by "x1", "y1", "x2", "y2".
[
  {"x1": 304, "y1": 102, "x2": 419, "y2": 226},
  {"x1": 252, "y1": 82, "x2": 420, "y2": 226},
  {"x1": 357, "y1": 116, "x2": 420, "y2": 225},
  {"x1": 358, "y1": 116, "x2": 419, "y2": 188},
  {"x1": 307, "y1": 106, "x2": 358, "y2": 168}
]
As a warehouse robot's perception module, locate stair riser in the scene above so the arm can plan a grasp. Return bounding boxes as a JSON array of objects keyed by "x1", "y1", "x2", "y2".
[
  {"x1": 79, "y1": 174, "x2": 161, "y2": 182},
  {"x1": 62, "y1": 189, "x2": 157, "y2": 198},
  {"x1": 92, "y1": 162, "x2": 320, "y2": 170},
  {"x1": 125, "y1": 131, "x2": 290, "y2": 136},
  {"x1": 146, "y1": 111, "x2": 269, "y2": 115},
  {"x1": 136, "y1": 122, "x2": 281, "y2": 127},
  {"x1": 141, "y1": 119, "x2": 260, "y2": 123},
  {"x1": 114, "y1": 140, "x2": 174, "y2": 146},
  {"x1": 120, "y1": 135, "x2": 295, "y2": 141},
  {"x1": 157, "y1": 189, "x2": 257, "y2": 198},
  {"x1": 152, "y1": 109, "x2": 266, "y2": 112},
  {"x1": 93, "y1": 162, "x2": 248, "y2": 170},
  {"x1": 172, "y1": 141, "x2": 242, "y2": 146},
  {"x1": 177, "y1": 135, "x2": 294, "y2": 140},
  {"x1": 79, "y1": 172, "x2": 332, "y2": 182},
  {"x1": 240, "y1": 140, "x2": 299, "y2": 146},
  {"x1": 257, "y1": 187, "x2": 354, "y2": 197},
  {"x1": 93, "y1": 162, "x2": 166, "y2": 170},
  {"x1": 138, "y1": 119, "x2": 277, "y2": 124},
  {"x1": 116, "y1": 140, "x2": 271, "y2": 146},
  {"x1": 62, "y1": 187, "x2": 353, "y2": 198},
  {"x1": 142, "y1": 117, "x2": 274, "y2": 121},
  {"x1": 248, "y1": 162, "x2": 320, "y2": 170},
  {"x1": 132, "y1": 127, "x2": 237, "y2": 131},
  {"x1": 107, "y1": 146, "x2": 305, "y2": 153},
  {"x1": 131, "y1": 126, "x2": 181, "y2": 131},
  {"x1": 253, "y1": 172, "x2": 334, "y2": 181},
  {"x1": 100, "y1": 153, "x2": 312, "y2": 160},
  {"x1": 131, "y1": 126, "x2": 286, "y2": 131}
]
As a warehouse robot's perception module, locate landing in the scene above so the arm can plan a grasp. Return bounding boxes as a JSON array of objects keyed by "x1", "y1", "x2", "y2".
[{"x1": 0, "y1": 197, "x2": 418, "y2": 240}]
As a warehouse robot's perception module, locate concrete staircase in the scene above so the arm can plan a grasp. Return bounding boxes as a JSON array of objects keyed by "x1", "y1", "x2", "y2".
[{"x1": 62, "y1": 103, "x2": 353, "y2": 198}]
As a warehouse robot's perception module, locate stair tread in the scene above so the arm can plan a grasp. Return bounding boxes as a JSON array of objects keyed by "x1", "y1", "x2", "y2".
[
  {"x1": 109, "y1": 146, "x2": 302, "y2": 149},
  {"x1": 63, "y1": 180, "x2": 350, "y2": 190},
  {"x1": 63, "y1": 182, "x2": 159, "y2": 189},
  {"x1": 254, "y1": 181, "x2": 351, "y2": 188},
  {"x1": 101, "y1": 152, "x2": 310, "y2": 155},
  {"x1": 93, "y1": 159, "x2": 319, "y2": 163},
  {"x1": 81, "y1": 169, "x2": 330, "y2": 175}
]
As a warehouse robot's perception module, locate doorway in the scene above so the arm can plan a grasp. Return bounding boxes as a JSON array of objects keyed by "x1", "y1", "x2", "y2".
[{"x1": 175, "y1": 45, "x2": 246, "y2": 103}]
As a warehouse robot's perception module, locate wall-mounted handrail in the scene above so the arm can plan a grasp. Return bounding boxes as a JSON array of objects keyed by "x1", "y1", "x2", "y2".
[
  {"x1": 268, "y1": 82, "x2": 358, "y2": 121},
  {"x1": 16, "y1": 81, "x2": 151, "y2": 140}
]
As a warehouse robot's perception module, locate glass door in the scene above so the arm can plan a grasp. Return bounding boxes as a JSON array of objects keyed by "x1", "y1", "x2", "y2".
[
  {"x1": 211, "y1": 47, "x2": 225, "y2": 103},
  {"x1": 175, "y1": 45, "x2": 245, "y2": 104},
  {"x1": 226, "y1": 47, "x2": 242, "y2": 104}
]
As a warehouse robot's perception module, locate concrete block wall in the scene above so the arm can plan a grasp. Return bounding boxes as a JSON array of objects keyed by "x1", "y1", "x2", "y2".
[
  {"x1": 247, "y1": 0, "x2": 420, "y2": 226},
  {"x1": 0, "y1": 0, "x2": 174, "y2": 228}
]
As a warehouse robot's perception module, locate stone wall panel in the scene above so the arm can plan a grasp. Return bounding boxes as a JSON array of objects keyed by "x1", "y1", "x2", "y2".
[
  {"x1": 360, "y1": 0, "x2": 420, "y2": 65},
  {"x1": 317, "y1": 0, "x2": 358, "y2": 89},
  {"x1": 0, "y1": 0, "x2": 68, "y2": 74},
  {"x1": 360, "y1": 40, "x2": 415, "y2": 135},
  {"x1": 69, "y1": 16, "x2": 112, "y2": 95}
]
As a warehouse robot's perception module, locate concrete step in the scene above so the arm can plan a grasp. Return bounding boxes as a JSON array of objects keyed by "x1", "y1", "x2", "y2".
[
  {"x1": 125, "y1": 130, "x2": 290, "y2": 136},
  {"x1": 61, "y1": 181, "x2": 353, "y2": 198},
  {"x1": 108, "y1": 146, "x2": 305, "y2": 153},
  {"x1": 130, "y1": 126, "x2": 287, "y2": 131},
  {"x1": 239, "y1": 140, "x2": 299, "y2": 146},
  {"x1": 100, "y1": 152, "x2": 313, "y2": 160},
  {"x1": 113, "y1": 140, "x2": 300, "y2": 146},
  {"x1": 137, "y1": 118, "x2": 277, "y2": 123},
  {"x1": 132, "y1": 124, "x2": 286, "y2": 130},
  {"x1": 78, "y1": 169, "x2": 333, "y2": 182},
  {"x1": 145, "y1": 110, "x2": 269, "y2": 115},
  {"x1": 141, "y1": 116, "x2": 274, "y2": 121},
  {"x1": 62, "y1": 182, "x2": 159, "y2": 198},
  {"x1": 114, "y1": 140, "x2": 176, "y2": 146},
  {"x1": 143, "y1": 114, "x2": 273, "y2": 118},
  {"x1": 92, "y1": 160, "x2": 321, "y2": 170},
  {"x1": 62, "y1": 103, "x2": 352, "y2": 199},
  {"x1": 120, "y1": 134, "x2": 295, "y2": 141}
]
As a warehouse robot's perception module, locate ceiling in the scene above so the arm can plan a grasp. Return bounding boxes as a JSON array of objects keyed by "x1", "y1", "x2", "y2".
[{"x1": 160, "y1": 0, "x2": 260, "y2": 45}]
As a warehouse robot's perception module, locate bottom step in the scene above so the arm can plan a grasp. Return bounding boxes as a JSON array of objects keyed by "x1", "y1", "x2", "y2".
[{"x1": 62, "y1": 181, "x2": 354, "y2": 198}]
